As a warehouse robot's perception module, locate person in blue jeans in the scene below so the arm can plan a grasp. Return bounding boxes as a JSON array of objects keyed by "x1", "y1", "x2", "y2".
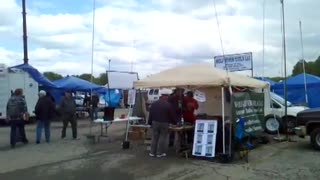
[{"x1": 35, "y1": 90, "x2": 56, "y2": 144}]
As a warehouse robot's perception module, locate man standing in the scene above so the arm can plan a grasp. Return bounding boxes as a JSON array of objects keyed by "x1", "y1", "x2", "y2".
[
  {"x1": 6, "y1": 88, "x2": 29, "y2": 148},
  {"x1": 60, "y1": 91, "x2": 78, "y2": 139},
  {"x1": 35, "y1": 90, "x2": 55, "y2": 144},
  {"x1": 148, "y1": 89, "x2": 175, "y2": 158},
  {"x1": 91, "y1": 92, "x2": 100, "y2": 120}
]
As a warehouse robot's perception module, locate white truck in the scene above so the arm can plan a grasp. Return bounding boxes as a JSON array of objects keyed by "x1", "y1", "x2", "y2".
[
  {"x1": 263, "y1": 90, "x2": 308, "y2": 134},
  {"x1": 0, "y1": 64, "x2": 38, "y2": 122}
]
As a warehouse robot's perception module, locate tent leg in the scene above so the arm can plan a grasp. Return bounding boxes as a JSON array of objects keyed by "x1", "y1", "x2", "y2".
[{"x1": 221, "y1": 87, "x2": 225, "y2": 154}]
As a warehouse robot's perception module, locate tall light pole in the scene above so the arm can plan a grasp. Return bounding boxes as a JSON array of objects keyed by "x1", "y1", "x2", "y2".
[
  {"x1": 108, "y1": 59, "x2": 111, "y2": 71},
  {"x1": 22, "y1": 0, "x2": 28, "y2": 64}
]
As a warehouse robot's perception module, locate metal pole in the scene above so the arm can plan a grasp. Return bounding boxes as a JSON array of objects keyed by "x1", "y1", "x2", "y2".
[
  {"x1": 262, "y1": 0, "x2": 266, "y2": 78},
  {"x1": 299, "y1": 20, "x2": 308, "y2": 105},
  {"x1": 22, "y1": 0, "x2": 29, "y2": 64},
  {"x1": 280, "y1": 0, "x2": 288, "y2": 139}
]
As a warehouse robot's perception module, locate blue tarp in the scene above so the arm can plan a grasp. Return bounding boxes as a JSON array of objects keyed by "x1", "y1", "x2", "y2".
[
  {"x1": 271, "y1": 73, "x2": 320, "y2": 108},
  {"x1": 101, "y1": 89, "x2": 122, "y2": 108},
  {"x1": 255, "y1": 77, "x2": 276, "y2": 86},
  {"x1": 52, "y1": 76, "x2": 107, "y2": 93},
  {"x1": 9, "y1": 63, "x2": 57, "y2": 88}
]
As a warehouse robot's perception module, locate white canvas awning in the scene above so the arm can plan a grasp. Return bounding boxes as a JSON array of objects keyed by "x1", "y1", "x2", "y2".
[{"x1": 134, "y1": 63, "x2": 268, "y2": 88}]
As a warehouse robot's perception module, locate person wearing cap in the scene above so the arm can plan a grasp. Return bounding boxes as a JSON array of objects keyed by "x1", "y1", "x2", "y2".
[
  {"x1": 148, "y1": 88, "x2": 176, "y2": 158},
  {"x1": 35, "y1": 90, "x2": 55, "y2": 144},
  {"x1": 60, "y1": 91, "x2": 77, "y2": 139}
]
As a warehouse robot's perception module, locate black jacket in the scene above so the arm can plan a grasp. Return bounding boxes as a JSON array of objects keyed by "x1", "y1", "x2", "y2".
[
  {"x1": 148, "y1": 99, "x2": 176, "y2": 125},
  {"x1": 35, "y1": 96, "x2": 56, "y2": 121}
]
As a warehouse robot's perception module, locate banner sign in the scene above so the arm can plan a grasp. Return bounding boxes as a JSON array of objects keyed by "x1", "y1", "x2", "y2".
[
  {"x1": 232, "y1": 92, "x2": 264, "y2": 135},
  {"x1": 214, "y1": 52, "x2": 252, "y2": 72}
]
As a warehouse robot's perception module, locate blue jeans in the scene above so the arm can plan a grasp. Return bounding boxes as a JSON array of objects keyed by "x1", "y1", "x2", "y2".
[
  {"x1": 36, "y1": 121, "x2": 50, "y2": 143},
  {"x1": 93, "y1": 107, "x2": 98, "y2": 120}
]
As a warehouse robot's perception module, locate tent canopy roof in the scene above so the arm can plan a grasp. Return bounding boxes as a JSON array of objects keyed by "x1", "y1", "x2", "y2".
[
  {"x1": 9, "y1": 63, "x2": 57, "y2": 88},
  {"x1": 134, "y1": 63, "x2": 267, "y2": 88},
  {"x1": 53, "y1": 76, "x2": 106, "y2": 92},
  {"x1": 273, "y1": 73, "x2": 320, "y2": 89}
]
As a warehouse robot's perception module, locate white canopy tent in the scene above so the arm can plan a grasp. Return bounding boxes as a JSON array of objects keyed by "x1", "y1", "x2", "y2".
[
  {"x1": 134, "y1": 63, "x2": 267, "y2": 89},
  {"x1": 134, "y1": 63, "x2": 268, "y2": 155}
]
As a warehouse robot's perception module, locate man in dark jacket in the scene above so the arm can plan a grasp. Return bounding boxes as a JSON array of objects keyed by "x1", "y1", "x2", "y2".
[
  {"x1": 60, "y1": 91, "x2": 77, "y2": 139},
  {"x1": 148, "y1": 89, "x2": 175, "y2": 158},
  {"x1": 91, "y1": 93, "x2": 99, "y2": 120},
  {"x1": 35, "y1": 90, "x2": 55, "y2": 144},
  {"x1": 6, "y1": 88, "x2": 29, "y2": 148}
]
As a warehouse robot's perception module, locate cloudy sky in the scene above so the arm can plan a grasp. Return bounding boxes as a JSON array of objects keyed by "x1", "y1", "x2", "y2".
[{"x1": 0, "y1": 0, "x2": 319, "y2": 78}]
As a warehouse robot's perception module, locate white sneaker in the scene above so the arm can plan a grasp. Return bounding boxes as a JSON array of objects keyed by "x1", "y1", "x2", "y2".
[
  {"x1": 149, "y1": 153, "x2": 155, "y2": 157},
  {"x1": 157, "y1": 153, "x2": 167, "y2": 158}
]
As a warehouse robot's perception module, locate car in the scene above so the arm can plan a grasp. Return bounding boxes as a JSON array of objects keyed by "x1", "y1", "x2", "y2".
[{"x1": 294, "y1": 108, "x2": 320, "y2": 150}]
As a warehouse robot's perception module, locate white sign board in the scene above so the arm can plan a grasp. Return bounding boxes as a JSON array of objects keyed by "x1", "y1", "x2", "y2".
[
  {"x1": 194, "y1": 90, "x2": 206, "y2": 102},
  {"x1": 127, "y1": 89, "x2": 136, "y2": 105},
  {"x1": 107, "y1": 71, "x2": 138, "y2": 89},
  {"x1": 214, "y1": 52, "x2": 252, "y2": 72},
  {"x1": 192, "y1": 120, "x2": 218, "y2": 158}
]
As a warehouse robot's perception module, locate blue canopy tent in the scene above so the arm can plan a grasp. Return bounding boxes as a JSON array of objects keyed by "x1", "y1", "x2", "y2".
[
  {"x1": 52, "y1": 76, "x2": 106, "y2": 92},
  {"x1": 9, "y1": 63, "x2": 57, "y2": 88},
  {"x1": 255, "y1": 77, "x2": 276, "y2": 86},
  {"x1": 272, "y1": 73, "x2": 320, "y2": 108},
  {"x1": 46, "y1": 76, "x2": 121, "y2": 107}
]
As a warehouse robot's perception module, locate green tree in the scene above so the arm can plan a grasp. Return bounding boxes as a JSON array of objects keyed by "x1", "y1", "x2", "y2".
[
  {"x1": 94, "y1": 73, "x2": 107, "y2": 85},
  {"x1": 43, "y1": 72, "x2": 63, "y2": 81},
  {"x1": 78, "y1": 73, "x2": 94, "y2": 82}
]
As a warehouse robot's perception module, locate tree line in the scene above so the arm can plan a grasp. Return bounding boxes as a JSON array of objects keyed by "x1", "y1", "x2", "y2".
[
  {"x1": 43, "y1": 72, "x2": 107, "y2": 85},
  {"x1": 43, "y1": 56, "x2": 320, "y2": 85},
  {"x1": 266, "y1": 56, "x2": 320, "y2": 82}
]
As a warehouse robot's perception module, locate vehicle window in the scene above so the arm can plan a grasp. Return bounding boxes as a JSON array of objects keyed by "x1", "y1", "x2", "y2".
[
  {"x1": 270, "y1": 92, "x2": 292, "y2": 107},
  {"x1": 154, "y1": 89, "x2": 159, "y2": 95},
  {"x1": 271, "y1": 100, "x2": 281, "y2": 109},
  {"x1": 149, "y1": 89, "x2": 154, "y2": 95}
]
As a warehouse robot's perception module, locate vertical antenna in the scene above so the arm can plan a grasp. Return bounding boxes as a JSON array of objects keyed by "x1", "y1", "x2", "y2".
[
  {"x1": 299, "y1": 20, "x2": 308, "y2": 104},
  {"x1": 262, "y1": 0, "x2": 266, "y2": 79},
  {"x1": 280, "y1": 0, "x2": 289, "y2": 140},
  {"x1": 22, "y1": 0, "x2": 29, "y2": 64},
  {"x1": 90, "y1": 0, "x2": 96, "y2": 84}
]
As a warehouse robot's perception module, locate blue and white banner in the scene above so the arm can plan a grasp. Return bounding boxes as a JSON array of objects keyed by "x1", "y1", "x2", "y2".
[{"x1": 214, "y1": 52, "x2": 252, "y2": 72}]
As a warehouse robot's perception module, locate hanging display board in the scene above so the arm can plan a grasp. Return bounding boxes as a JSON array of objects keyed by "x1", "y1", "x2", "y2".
[
  {"x1": 192, "y1": 120, "x2": 218, "y2": 157},
  {"x1": 107, "y1": 71, "x2": 138, "y2": 89},
  {"x1": 127, "y1": 89, "x2": 136, "y2": 106},
  {"x1": 232, "y1": 92, "x2": 264, "y2": 135}
]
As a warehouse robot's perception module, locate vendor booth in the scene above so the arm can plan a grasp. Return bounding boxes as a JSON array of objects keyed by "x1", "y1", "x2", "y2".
[{"x1": 133, "y1": 63, "x2": 268, "y2": 161}]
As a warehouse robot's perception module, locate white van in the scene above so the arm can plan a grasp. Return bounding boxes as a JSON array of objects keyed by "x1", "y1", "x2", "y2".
[
  {"x1": 0, "y1": 64, "x2": 38, "y2": 121},
  {"x1": 147, "y1": 88, "x2": 173, "y2": 105},
  {"x1": 264, "y1": 90, "x2": 308, "y2": 134}
]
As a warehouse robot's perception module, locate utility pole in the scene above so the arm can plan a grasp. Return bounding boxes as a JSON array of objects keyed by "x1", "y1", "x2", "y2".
[{"x1": 22, "y1": 0, "x2": 29, "y2": 64}]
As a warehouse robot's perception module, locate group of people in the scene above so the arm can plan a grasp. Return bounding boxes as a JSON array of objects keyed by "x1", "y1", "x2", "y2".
[
  {"x1": 6, "y1": 89, "x2": 79, "y2": 148},
  {"x1": 148, "y1": 88, "x2": 199, "y2": 158}
]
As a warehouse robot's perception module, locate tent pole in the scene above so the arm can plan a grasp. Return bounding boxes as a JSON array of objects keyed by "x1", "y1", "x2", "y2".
[{"x1": 221, "y1": 86, "x2": 225, "y2": 154}]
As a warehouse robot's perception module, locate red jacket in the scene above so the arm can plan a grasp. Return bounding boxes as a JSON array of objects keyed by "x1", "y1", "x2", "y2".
[{"x1": 183, "y1": 97, "x2": 199, "y2": 124}]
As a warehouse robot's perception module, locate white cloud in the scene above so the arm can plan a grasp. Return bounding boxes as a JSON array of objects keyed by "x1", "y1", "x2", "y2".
[{"x1": 0, "y1": 0, "x2": 319, "y2": 81}]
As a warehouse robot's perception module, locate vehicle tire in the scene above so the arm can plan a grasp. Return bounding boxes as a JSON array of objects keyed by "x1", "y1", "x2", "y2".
[
  {"x1": 264, "y1": 115, "x2": 281, "y2": 134},
  {"x1": 310, "y1": 128, "x2": 320, "y2": 150}
]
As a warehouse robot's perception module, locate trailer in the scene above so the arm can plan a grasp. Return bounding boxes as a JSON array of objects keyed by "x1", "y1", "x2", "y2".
[{"x1": 0, "y1": 64, "x2": 38, "y2": 121}]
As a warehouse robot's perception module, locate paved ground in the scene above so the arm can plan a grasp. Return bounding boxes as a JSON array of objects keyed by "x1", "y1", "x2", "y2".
[{"x1": 1, "y1": 109, "x2": 320, "y2": 180}]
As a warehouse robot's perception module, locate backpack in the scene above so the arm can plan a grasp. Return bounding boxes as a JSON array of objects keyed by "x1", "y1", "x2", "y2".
[{"x1": 7, "y1": 96, "x2": 24, "y2": 120}]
